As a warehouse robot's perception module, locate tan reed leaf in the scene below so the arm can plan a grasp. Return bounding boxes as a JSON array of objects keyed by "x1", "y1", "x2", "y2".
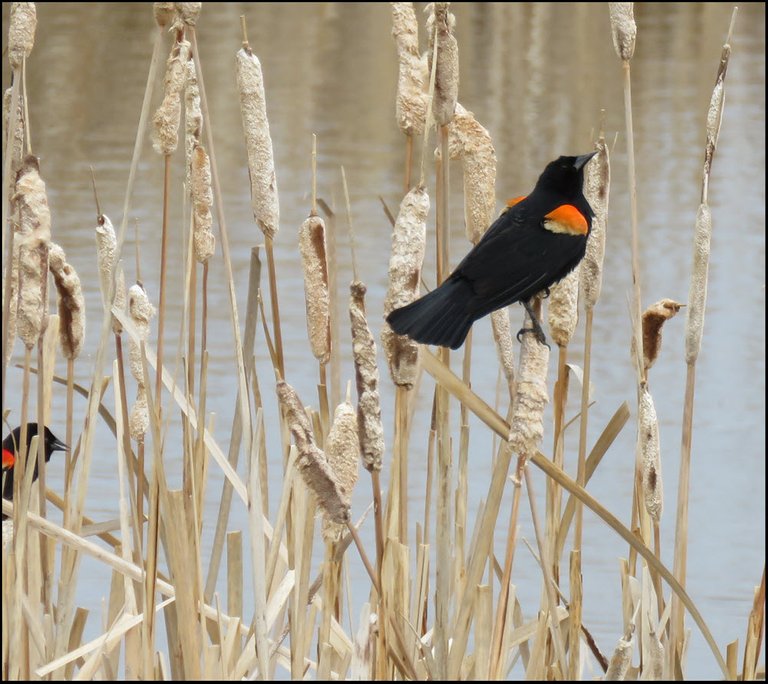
[
  {"x1": 48, "y1": 242, "x2": 85, "y2": 360},
  {"x1": 236, "y1": 47, "x2": 279, "y2": 240},
  {"x1": 299, "y1": 215, "x2": 330, "y2": 364},
  {"x1": 349, "y1": 281, "x2": 384, "y2": 472},
  {"x1": 381, "y1": 186, "x2": 429, "y2": 388}
]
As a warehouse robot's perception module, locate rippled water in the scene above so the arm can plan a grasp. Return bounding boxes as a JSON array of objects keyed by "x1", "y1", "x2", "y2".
[{"x1": 2, "y1": 3, "x2": 764, "y2": 679}]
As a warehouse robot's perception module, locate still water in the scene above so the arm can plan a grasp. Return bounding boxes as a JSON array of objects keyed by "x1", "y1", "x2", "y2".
[{"x1": 2, "y1": 3, "x2": 764, "y2": 679}]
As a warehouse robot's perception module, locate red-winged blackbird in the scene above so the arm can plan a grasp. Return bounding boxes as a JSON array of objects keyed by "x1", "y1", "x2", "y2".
[
  {"x1": 2, "y1": 423, "x2": 68, "y2": 504},
  {"x1": 386, "y1": 152, "x2": 597, "y2": 349}
]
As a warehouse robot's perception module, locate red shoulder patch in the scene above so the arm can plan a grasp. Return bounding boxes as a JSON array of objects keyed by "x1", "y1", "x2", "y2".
[
  {"x1": 505, "y1": 195, "x2": 527, "y2": 208},
  {"x1": 2, "y1": 448, "x2": 14, "y2": 470},
  {"x1": 544, "y1": 204, "x2": 588, "y2": 235}
]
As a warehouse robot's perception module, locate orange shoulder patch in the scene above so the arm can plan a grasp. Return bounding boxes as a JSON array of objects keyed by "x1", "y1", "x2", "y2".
[
  {"x1": 2, "y1": 448, "x2": 14, "y2": 470},
  {"x1": 544, "y1": 204, "x2": 588, "y2": 235},
  {"x1": 505, "y1": 195, "x2": 527, "y2": 208}
]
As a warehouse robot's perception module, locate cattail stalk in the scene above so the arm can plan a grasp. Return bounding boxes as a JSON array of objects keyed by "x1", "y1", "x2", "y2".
[{"x1": 671, "y1": 9, "x2": 737, "y2": 666}]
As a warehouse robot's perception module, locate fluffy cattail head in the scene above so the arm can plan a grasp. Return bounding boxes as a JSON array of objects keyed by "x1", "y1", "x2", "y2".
[
  {"x1": 391, "y1": 2, "x2": 428, "y2": 136},
  {"x1": 48, "y1": 242, "x2": 85, "y2": 360},
  {"x1": 382, "y1": 186, "x2": 429, "y2": 388},
  {"x1": 236, "y1": 47, "x2": 280, "y2": 240},
  {"x1": 581, "y1": 135, "x2": 610, "y2": 309},
  {"x1": 176, "y1": 2, "x2": 201, "y2": 26},
  {"x1": 153, "y1": 2, "x2": 176, "y2": 27},
  {"x1": 640, "y1": 298, "x2": 685, "y2": 376},
  {"x1": 152, "y1": 39, "x2": 191, "y2": 156},
  {"x1": 128, "y1": 282, "x2": 156, "y2": 383},
  {"x1": 426, "y1": 2, "x2": 459, "y2": 126},
  {"x1": 276, "y1": 380, "x2": 350, "y2": 524},
  {"x1": 9, "y1": 2, "x2": 37, "y2": 70},
  {"x1": 299, "y1": 215, "x2": 330, "y2": 364},
  {"x1": 639, "y1": 386, "x2": 662, "y2": 522},
  {"x1": 609, "y1": 3, "x2": 637, "y2": 62},
  {"x1": 95, "y1": 213, "x2": 126, "y2": 334},
  {"x1": 191, "y1": 144, "x2": 215, "y2": 263},
  {"x1": 349, "y1": 281, "x2": 384, "y2": 472},
  {"x1": 322, "y1": 400, "x2": 360, "y2": 541},
  {"x1": 548, "y1": 267, "x2": 580, "y2": 348}
]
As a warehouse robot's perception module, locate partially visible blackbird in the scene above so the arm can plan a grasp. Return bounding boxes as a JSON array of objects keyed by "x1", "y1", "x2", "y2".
[
  {"x1": 386, "y1": 152, "x2": 597, "y2": 349},
  {"x1": 2, "y1": 423, "x2": 68, "y2": 506}
]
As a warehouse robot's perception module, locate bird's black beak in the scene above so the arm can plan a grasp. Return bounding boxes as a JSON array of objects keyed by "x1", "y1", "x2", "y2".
[
  {"x1": 574, "y1": 151, "x2": 598, "y2": 171},
  {"x1": 50, "y1": 436, "x2": 69, "y2": 452}
]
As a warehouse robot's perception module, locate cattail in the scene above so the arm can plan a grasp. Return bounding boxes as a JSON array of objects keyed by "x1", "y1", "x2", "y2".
[
  {"x1": 391, "y1": 2, "x2": 428, "y2": 136},
  {"x1": 446, "y1": 103, "x2": 496, "y2": 244},
  {"x1": 426, "y1": 2, "x2": 459, "y2": 126},
  {"x1": 580, "y1": 135, "x2": 610, "y2": 309},
  {"x1": 153, "y1": 2, "x2": 176, "y2": 28},
  {"x1": 605, "y1": 635, "x2": 633, "y2": 680},
  {"x1": 276, "y1": 380, "x2": 350, "y2": 524},
  {"x1": 3, "y1": 88, "x2": 25, "y2": 173},
  {"x1": 507, "y1": 310, "x2": 549, "y2": 461},
  {"x1": 349, "y1": 281, "x2": 384, "y2": 472},
  {"x1": 185, "y1": 57, "x2": 202, "y2": 191},
  {"x1": 8, "y1": 2, "x2": 37, "y2": 70},
  {"x1": 299, "y1": 215, "x2": 330, "y2": 364},
  {"x1": 490, "y1": 309, "x2": 516, "y2": 393},
  {"x1": 608, "y1": 3, "x2": 637, "y2": 62},
  {"x1": 130, "y1": 385, "x2": 149, "y2": 441},
  {"x1": 48, "y1": 242, "x2": 85, "y2": 360},
  {"x1": 645, "y1": 630, "x2": 664, "y2": 679},
  {"x1": 95, "y1": 213, "x2": 126, "y2": 334},
  {"x1": 152, "y1": 38, "x2": 191, "y2": 156},
  {"x1": 236, "y1": 46, "x2": 279, "y2": 240},
  {"x1": 127, "y1": 283, "x2": 156, "y2": 383},
  {"x1": 128, "y1": 283, "x2": 156, "y2": 441},
  {"x1": 322, "y1": 400, "x2": 360, "y2": 541},
  {"x1": 176, "y1": 2, "x2": 201, "y2": 26},
  {"x1": 14, "y1": 156, "x2": 50, "y2": 349},
  {"x1": 639, "y1": 299, "x2": 684, "y2": 375},
  {"x1": 548, "y1": 267, "x2": 580, "y2": 348},
  {"x1": 639, "y1": 386, "x2": 663, "y2": 522},
  {"x1": 382, "y1": 186, "x2": 429, "y2": 389},
  {"x1": 191, "y1": 144, "x2": 215, "y2": 263}
]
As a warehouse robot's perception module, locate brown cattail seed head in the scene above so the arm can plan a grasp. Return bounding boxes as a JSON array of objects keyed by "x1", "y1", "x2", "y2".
[
  {"x1": 191, "y1": 145, "x2": 215, "y2": 263},
  {"x1": 236, "y1": 48, "x2": 280, "y2": 240},
  {"x1": 639, "y1": 386, "x2": 662, "y2": 522},
  {"x1": 446, "y1": 103, "x2": 496, "y2": 244},
  {"x1": 9, "y1": 3, "x2": 37, "y2": 70},
  {"x1": 382, "y1": 187, "x2": 429, "y2": 388},
  {"x1": 548, "y1": 267, "x2": 580, "y2": 348},
  {"x1": 152, "y1": 39, "x2": 191, "y2": 156},
  {"x1": 128, "y1": 283, "x2": 156, "y2": 383},
  {"x1": 276, "y1": 380, "x2": 350, "y2": 524},
  {"x1": 349, "y1": 281, "x2": 384, "y2": 472},
  {"x1": 391, "y1": 2, "x2": 428, "y2": 136},
  {"x1": 426, "y1": 2, "x2": 459, "y2": 126},
  {"x1": 322, "y1": 400, "x2": 360, "y2": 541},
  {"x1": 507, "y1": 310, "x2": 550, "y2": 462},
  {"x1": 640, "y1": 298, "x2": 684, "y2": 375},
  {"x1": 299, "y1": 215, "x2": 331, "y2": 364},
  {"x1": 609, "y1": 3, "x2": 637, "y2": 62},
  {"x1": 14, "y1": 156, "x2": 51, "y2": 348},
  {"x1": 153, "y1": 2, "x2": 176, "y2": 27},
  {"x1": 48, "y1": 242, "x2": 85, "y2": 360}
]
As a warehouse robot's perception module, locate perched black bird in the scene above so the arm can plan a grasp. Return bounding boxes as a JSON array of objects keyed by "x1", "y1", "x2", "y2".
[
  {"x1": 386, "y1": 152, "x2": 597, "y2": 349},
  {"x1": 2, "y1": 423, "x2": 68, "y2": 503}
]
